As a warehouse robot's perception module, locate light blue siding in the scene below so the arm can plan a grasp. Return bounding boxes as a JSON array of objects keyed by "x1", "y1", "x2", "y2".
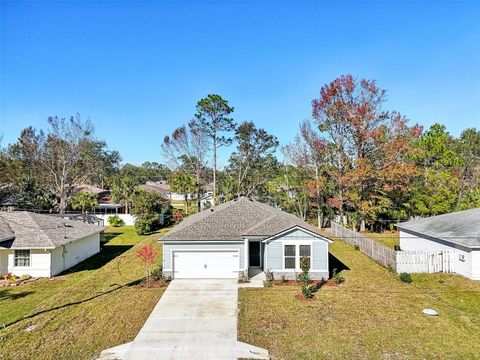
[
  {"x1": 311, "y1": 241, "x2": 328, "y2": 271},
  {"x1": 162, "y1": 242, "x2": 245, "y2": 270},
  {"x1": 266, "y1": 241, "x2": 282, "y2": 269},
  {"x1": 264, "y1": 228, "x2": 330, "y2": 279}
]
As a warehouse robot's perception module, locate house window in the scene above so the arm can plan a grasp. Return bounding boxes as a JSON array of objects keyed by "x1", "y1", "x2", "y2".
[
  {"x1": 284, "y1": 245, "x2": 296, "y2": 269},
  {"x1": 14, "y1": 250, "x2": 30, "y2": 267},
  {"x1": 299, "y1": 245, "x2": 311, "y2": 269}
]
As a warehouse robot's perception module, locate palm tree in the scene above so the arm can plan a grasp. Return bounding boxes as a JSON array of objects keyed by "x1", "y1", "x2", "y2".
[
  {"x1": 171, "y1": 173, "x2": 196, "y2": 214},
  {"x1": 69, "y1": 192, "x2": 98, "y2": 214},
  {"x1": 112, "y1": 177, "x2": 137, "y2": 214}
]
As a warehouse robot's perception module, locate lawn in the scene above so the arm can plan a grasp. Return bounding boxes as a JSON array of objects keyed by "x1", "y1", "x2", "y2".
[
  {"x1": 0, "y1": 226, "x2": 170, "y2": 360},
  {"x1": 238, "y1": 235, "x2": 480, "y2": 359},
  {"x1": 362, "y1": 230, "x2": 400, "y2": 249}
]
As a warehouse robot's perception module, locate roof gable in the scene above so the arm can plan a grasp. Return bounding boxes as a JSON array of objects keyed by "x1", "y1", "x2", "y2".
[{"x1": 261, "y1": 226, "x2": 333, "y2": 243}]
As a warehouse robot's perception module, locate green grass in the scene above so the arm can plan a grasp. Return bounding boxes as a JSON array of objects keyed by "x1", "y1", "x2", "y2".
[
  {"x1": 362, "y1": 230, "x2": 400, "y2": 249},
  {"x1": 238, "y1": 235, "x2": 480, "y2": 359},
  {"x1": 0, "y1": 226, "x2": 170, "y2": 360}
]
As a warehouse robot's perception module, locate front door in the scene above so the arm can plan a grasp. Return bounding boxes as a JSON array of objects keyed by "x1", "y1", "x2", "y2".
[{"x1": 249, "y1": 241, "x2": 261, "y2": 267}]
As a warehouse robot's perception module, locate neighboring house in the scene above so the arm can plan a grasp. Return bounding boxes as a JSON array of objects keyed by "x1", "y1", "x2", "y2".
[
  {"x1": 159, "y1": 196, "x2": 332, "y2": 280},
  {"x1": 397, "y1": 208, "x2": 480, "y2": 280},
  {"x1": 142, "y1": 180, "x2": 214, "y2": 209},
  {"x1": 138, "y1": 181, "x2": 171, "y2": 198},
  {"x1": 0, "y1": 211, "x2": 105, "y2": 277}
]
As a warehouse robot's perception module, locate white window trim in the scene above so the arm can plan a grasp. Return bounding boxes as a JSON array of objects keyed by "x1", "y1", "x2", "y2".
[
  {"x1": 14, "y1": 249, "x2": 31, "y2": 268},
  {"x1": 281, "y1": 241, "x2": 313, "y2": 272}
]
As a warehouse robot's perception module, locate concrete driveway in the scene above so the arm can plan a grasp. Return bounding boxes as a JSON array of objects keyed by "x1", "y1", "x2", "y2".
[{"x1": 99, "y1": 279, "x2": 268, "y2": 360}]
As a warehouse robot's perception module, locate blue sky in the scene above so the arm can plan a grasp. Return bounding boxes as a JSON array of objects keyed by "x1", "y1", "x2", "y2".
[{"x1": 1, "y1": 1, "x2": 479, "y2": 167}]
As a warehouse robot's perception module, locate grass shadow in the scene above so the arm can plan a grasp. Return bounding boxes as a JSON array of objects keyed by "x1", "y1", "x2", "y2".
[
  {"x1": 329, "y1": 252, "x2": 350, "y2": 278},
  {"x1": 100, "y1": 232, "x2": 123, "y2": 244},
  {"x1": 0, "y1": 289, "x2": 35, "y2": 301},
  {"x1": 1, "y1": 278, "x2": 143, "y2": 329},
  {"x1": 60, "y1": 245, "x2": 133, "y2": 275}
]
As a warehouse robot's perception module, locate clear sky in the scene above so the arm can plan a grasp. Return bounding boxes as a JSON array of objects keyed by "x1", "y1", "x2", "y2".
[{"x1": 1, "y1": 1, "x2": 479, "y2": 166}]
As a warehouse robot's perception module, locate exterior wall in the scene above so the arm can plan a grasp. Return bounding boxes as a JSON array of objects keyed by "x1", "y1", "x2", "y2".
[
  {"x1": 7, "y1": 249, "x2": 52, "y2": 277},
  {"x1": 96, "y1": 214, "x2": 136, "y2": 226},
  {"x1": 0, "y1": 251, "x2": 8, "y2": 275},
  {"x1": 162, "y1": 241, "x2": 245, "y2": 278},
  {"x1": 264, "y1": 228, "x2": 330, "y2": 280},
  {"x1": 50, "y1": 233, "x2": 101, "y2": 276},
  {"x1": 470, "y1": 250, "x2": 480, "y2": 280},
  {"x1": 5, "y1": 233, "x2": 101, "y2": 278},
  {"x1": 400, "y1": 230, "x2": 474, "y2": 279}
]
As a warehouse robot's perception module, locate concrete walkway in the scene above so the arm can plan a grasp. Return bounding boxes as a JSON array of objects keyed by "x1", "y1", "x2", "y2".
[{"x1": 98, "y1": 279, "x2": 268, "y2": 360}]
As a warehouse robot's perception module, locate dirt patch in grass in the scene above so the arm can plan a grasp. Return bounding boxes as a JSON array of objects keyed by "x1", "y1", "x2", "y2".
[{"x1": 294, "y1": 294, "x2": 317, "y2": 302}]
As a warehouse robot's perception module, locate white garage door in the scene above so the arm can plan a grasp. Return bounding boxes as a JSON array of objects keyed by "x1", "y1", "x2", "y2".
[{"x1": 173, "y1": 250, "x2": 239, "y2": 279}]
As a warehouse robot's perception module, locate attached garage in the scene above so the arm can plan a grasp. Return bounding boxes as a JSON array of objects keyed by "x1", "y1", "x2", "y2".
[
  {"x1": 173, "y1": 250, "x2": 239, "y2": 279},
  {"x1": 159, "y1": 197, "x2": 332, "y2": 281}
]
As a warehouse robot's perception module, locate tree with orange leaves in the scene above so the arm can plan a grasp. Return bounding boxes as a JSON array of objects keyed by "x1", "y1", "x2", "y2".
[
  {"x1": 137, "y1": 243, "x2": 158, "y2": 286},
  {"x1": 311, "y1": 75, "x2": 421, "y2": 231}
]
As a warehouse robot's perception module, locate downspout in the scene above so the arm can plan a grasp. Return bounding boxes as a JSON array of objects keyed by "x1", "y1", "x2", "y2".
[{"x1": 62, "y1": 245, "x2": 67, "y2": 272}]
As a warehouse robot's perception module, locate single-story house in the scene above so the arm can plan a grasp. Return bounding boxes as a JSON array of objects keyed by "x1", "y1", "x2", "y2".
[
  {"x1": 0, "y1": 211, "x2": 105, "y2": 278},
  {"x1": 159, "y1": 196, "x2": 332, "y2": 280},
  {"x1": 396, "y1": 208, "x2": 480, "y2": 280}
]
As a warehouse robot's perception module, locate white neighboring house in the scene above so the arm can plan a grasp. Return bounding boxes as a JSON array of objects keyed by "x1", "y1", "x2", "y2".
[
  {"x1": 0, "y1": 211, "x2": 105, "y2": 278},
  {"x1": 397, "y1": 208, "x2": 480, "y2": 280},
  {"x1": 140, "y1": 180, "x2": 215, "y2": 209}
]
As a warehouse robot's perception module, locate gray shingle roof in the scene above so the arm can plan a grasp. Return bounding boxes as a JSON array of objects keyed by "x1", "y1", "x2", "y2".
[
  {"x1": 396, "y1": 208, "x2": 480, "y2": 248},
  {"x1": 0, "y1": 219, "x2": 15, "y2": 242},
  {"x1": 160, "y1": 196, "x2": 328, "y2": 241},
  {"x1": 0, "y1": 211, "x2": 106, "y2": 249}
]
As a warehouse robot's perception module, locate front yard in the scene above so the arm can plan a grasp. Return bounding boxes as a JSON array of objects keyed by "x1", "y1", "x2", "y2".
[
  {"x1": 0, "y1": 226, "x2": 169, "y2": 360},
  {"x1": 238, "y1": 236, "x2": 480, "y2": 359}
]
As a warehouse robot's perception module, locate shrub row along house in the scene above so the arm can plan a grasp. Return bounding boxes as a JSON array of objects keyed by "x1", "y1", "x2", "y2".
[
  {"x1": 0, "y1": 212, "x2": 105, "y2": 277},
  {"x1": 159, "y1": 196, "x2": 332, "y2": 280}
]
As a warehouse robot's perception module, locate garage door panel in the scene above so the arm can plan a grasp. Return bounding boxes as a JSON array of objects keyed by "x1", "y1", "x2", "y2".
[{"x1": 173, "y1": 251, "x2": 239, "y2": 279}]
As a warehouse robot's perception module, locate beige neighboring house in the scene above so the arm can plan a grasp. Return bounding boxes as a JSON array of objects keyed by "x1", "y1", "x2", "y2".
[{"x1": 0, "y1": 211, "x2": 105, "y2": 278}]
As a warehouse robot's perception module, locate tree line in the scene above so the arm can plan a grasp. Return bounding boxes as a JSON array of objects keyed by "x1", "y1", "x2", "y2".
[{"x1": 1, "y1": 74, "x2": 479, "y2": 231}]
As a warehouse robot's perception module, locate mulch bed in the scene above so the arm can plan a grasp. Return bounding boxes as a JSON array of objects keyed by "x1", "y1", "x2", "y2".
[
  {"x1": 272, "y1": 279, "x2": 339, "y2": 287},
  {"x1": 137, "y1": 278, "x2": 171, "y2": 288},
  {"x1": 294, "y1": 294, "x2": 317, "y2": 301}
]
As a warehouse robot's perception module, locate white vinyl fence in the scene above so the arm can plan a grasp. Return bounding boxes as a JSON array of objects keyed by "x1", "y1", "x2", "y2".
[
  {"x1": 331, "y1": 222, "x2": 397, "y2": 270},
  {"x1": 331, "y1": 222, "x2": 455, "y2": 275},
  {"x1": 396, "y1": 250, "x2": 455, "y2": 274}
]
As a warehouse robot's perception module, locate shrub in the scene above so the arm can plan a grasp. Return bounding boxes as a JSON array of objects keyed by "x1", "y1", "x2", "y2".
[
  {"x1": 135, "y1": 214, "x2": 161, "y2": 235},
  {"x1": 151, "y1": 265, "x2": 163, "y2": 281},
  {"x1": 264, "y1": 269, "x2": 274, "y2": 282},
  {"x1": 3, "y1": 273, "x2": 17, "y2": 283},
  {"x1": 280, "y1": 274, "x2": 287, "y2": 283},
  {"x1": 399, "y1": 272, "x2": 412, "y2": 283},
  {"x1": 299, "y1": 256, "x2": 316, "y2": 298},
  {"x1": 172, "y1": 210, "x2": 183, "y2": 223},
  {"x1": 19, "y1": 274, "x2": 31, "y2": 281},
  {"x1": 332, "y1": 268, "x2": 345, "y2": 285},
  {"x1": 137, "y1": 243, "x2": 158, "y2": 286},
  {"x1": 353, "y1": 244, "x2": 360, "y2": 251},
  {"x1": 389, "y1": 223, "x2": 395, "y2": 232},
  {"x1": 108, "y1": 215, "x2": 125, "y2": 227}
]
